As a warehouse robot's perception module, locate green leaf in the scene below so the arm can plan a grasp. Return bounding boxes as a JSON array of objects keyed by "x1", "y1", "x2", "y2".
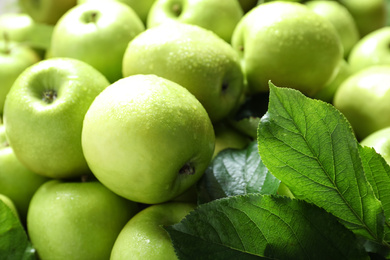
[
  {"x1": 166, "y1": 194, "x2": 369, "y2": 260},
  {"x1": 359, "y1": 145, "x2": 390, "y2": 242},
  {"x1": 257, "y1": 83, "x2": 385, "y2": 245},
  {"x1": 0, "y1": 200, "x2": 36, "y2": 260},
  {"x1": 197, "y1": 141, "x2": 280, "y2": 204}
]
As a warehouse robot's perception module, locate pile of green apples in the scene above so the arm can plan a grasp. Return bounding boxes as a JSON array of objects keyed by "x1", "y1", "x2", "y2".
[{"x1": 0, "y1": 0, "x2": 389, "y2": 259}]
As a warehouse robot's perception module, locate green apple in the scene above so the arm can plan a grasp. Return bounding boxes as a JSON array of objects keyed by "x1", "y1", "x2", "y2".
[
  {"x1": 0, "y1": 39, "x2": 40, "y2": 115},
  {"x1": 82, "y1": 74, "x2": 215, "y2": 204},
  {"x1": 77, "y1": 0, "x2": 156, "y2": 25},
  {"x1": 0, "y1": 193, "x2": 19, "y2": 219},
  {"x1": 213, "y1": 121, "x2": 252, "y2": 158},
  {"x1": 348, "y1": 27, "x2": 390, "y2": 73},
  {"x1": 338, "y1": 0, "x2": 387, "y2": 37},
  {"x1": 305, "y1": 0, "x2": 360, "y2": 58},
  {"x1": 361, "y1": 127, "x2": 390, "y2": 165},
  {"x1": 147, "y1": 0, "x2": 243, "y2": 43},
  {"x1": 51, "y1": 1, "x2": 145, "y2": 83},
  {"x1": 3, "y1": 58, "x2": 110, "y2": 179},
  {"x1": 333, "y1": 65, "x2": 390, "y2": 140},
  {"x1": 27, "y1": 179, "x2": 139, "y2": 260},
  {"x1": 0, "y1": 13, "x2": 54, "y2": 51},
  {"x1": 0, "y1": 124, "x2": 49, "y2": 223},
  {"x1": 313, "y1": 58, "x2": 353, "y2": 103},
  {"x1": 110, "y1": 202, "x2": 196, "y2": 260},
  {"x1": 19, "y1": 0, "x2": 77, "y2": 25},
  {"x1": 231, "y1": 1, "x2": 343, "y2": 96},
  {"x1": 122, "y1": 22, "x2": 245, "y2": 123}
]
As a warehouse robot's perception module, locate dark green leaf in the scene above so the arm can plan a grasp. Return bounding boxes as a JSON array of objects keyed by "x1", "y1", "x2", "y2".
[
  {"x1": 257, "y1": 83, "x2": 385, "y2": 245},
  {"x1": 166, "y1": 194, "x2": 369, "y2": 260},
  {"x1": 0, "y1": 200, "x2": 36, "y2": 260},
  {"x1": 197, "y1": 141, "x2": 279, "y2": 204}
]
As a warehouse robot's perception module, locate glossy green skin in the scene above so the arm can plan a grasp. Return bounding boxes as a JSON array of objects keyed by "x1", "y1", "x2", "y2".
[
  {"x1": 339, "y1": 0, "x2": 387, "y2": 37},
  {"x1": 348, "y1": 27, "x2": 390, "y2": 73},
  {"x1": 361, "y1": 127, "x2": 390, "y2": 165},
  {"x1": 333, "y1": 65, "x2": 390, "y2": 140},
  {"x1": 51, "y1": 1, "x2": 145, "y2": 83},
  {"x1": 122, "y1": 22, "x2": 245, "y2": 123},
  {"x1": 82, "y1": 75, "x2": 215, "y2": 204},
  {"x1": 306, "y1": 0, "x2": 360, "y2": 58},
  {"x1": 0, "y1": 41, "x2": 41, "y2": 115},
  {"x1": 231, "y1": 1, "x2": 343, "y2": 96},
  {"x1": 111, "y1": 202, "x2": 196, "y2": 260},
  {"x1": 19, "y1": 0, "x2": 77, "y2": 25},
  {"x1": 3, "y1": 58, "x2": 110, "y2": 179},
  {"x1": 147, "y1": 0, "x2": 243, "y2": 43},
  {"x1": 77, "y1": 0, "x2": 156, "y2": 24},
  {"x1": 27, "y1": 180, "x2": 139, "y2": 260},
  {"x1": 0, "y1": 125, "x2": 49, "y2": 222}
]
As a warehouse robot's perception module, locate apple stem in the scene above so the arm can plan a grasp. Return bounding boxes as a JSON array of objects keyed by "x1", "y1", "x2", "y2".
[
  {"x1": 2, "y1": 32, "x2": 11, "y2": 54},
  {"x1": 81, "y1": 175, "x2": 89, "y2": 182},
  {"x1": 172, "y1": 3, "x2": 182, "y2": 17},
  {"x1": 179, "y1": 162, "x2": 195, "y2": 175},
  {"x1": 42, "y1": 90, "x2": 57, "y2": 104}
]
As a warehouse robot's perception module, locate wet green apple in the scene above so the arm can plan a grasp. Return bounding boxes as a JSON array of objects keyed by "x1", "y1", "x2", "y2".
[
  {"x1": 3, "y1": 58, "x2": 110, "y2": 179},
  {"x1": 122, "y1": 22, "x2": 245, "y2": 123},
  {"x1": 361, "y1": 127, "x2": 390, "y2": 165},
  {"x1": 27, "y1": 179, "x2": 139, "y2": 260},
  {"x1": 110, "y1": 202, "x2": 196, "y2": 260},
  {"x1": 231, "y1": 1, "x2": 343, "y2": 96},
  {"x1": 82, "y1": 74, "x2": 215, "y2": 204}
]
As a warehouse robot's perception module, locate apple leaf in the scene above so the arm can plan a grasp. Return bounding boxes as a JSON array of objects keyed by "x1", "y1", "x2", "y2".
[
  {"x1": 359, "y1": 145, "x2": 390, "y2": 242},
  {"x1": 166, "y1": 194, "x2": 369, "y2": 259},
  {"x1": 197, "y1": 140, "x2": 280, "y2": 204},
  {"x1": 257, "y1": 83, "x2": 385, "y2": 247},
  {"x1": 0, "y1": 200, "x2": 36, "y2": 260}
]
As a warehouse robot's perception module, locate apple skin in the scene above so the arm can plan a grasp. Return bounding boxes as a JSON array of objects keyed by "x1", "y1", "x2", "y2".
[
  {"x1": 231, "y1": 1, "x2": 343, "y2": 96},
  {"x1": 81, "y1": 74, "x2": 215, "y2": 204},
  {"x1": 0, "y1": 193, "x2": 19, "y2": 219},
  {"x1": 19, "y1": 0, "x2": 77, "y2": 25},
  {"x1": 122, "y1": 22, "x2": 245, "y2": 123},
  {"x1": 348, "y1": 27, "x2": 390, "y2": 73},
  {"x1": 361, "y1": 127, "x2": 390, "y2": 165},
  {"x1": 3, "y1": 58, "x2": 110, "y2": 179},
  {"x1": 27, "y1": 179, "x2": 139, "y2": 260},
  {"x1": 110, "y1": 202, "x2": 196, "y2": 260},
  {"x1": 333, "y1": 65, "x2": 390, "y2": 140},
  {"x1": 0, "y1": 124, "x2": 49, "y2": 223},
  {"x1": 147, "y1": 0, "x2": 243, "y2": 43},
  {"x1": 51, "y1": 1, "x2": 145, "y2": 83},
  {"x1": 77, "y1": 0, "x2": 156, "y2": 24},
  {"x1": 305, "y1": 0, "x2": 360, "y2": 58},
  {"x1": 338, "y1": 0, "x2": 387, "y2": 37},
  {"x1": 0, "y1": 40, "x2": 41, "y2": 115}
]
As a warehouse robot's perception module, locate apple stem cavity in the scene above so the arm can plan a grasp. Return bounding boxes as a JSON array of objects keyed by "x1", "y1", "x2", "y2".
[
  {"x1": 179, "y1": 162, "x2": 195, "y2": 175},
  {"x1": 222, "y1": 79, "x2": 229, "y2": 93},
  {"x1": 171, "y1": 3, "x2": 182, "y2": 17},
  {"x1": 83, "y1": 11, "x2": 100, "y2": 24},
  {"x1": 2, "y1": 32, "x2": 11, "y2": 55},
  {"x1": 42, "y1": 90, "x2": 57, "y2": 104}
]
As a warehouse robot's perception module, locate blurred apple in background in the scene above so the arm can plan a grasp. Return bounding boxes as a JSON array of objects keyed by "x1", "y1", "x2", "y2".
[
  {"x1": 348, "y1": 27, "x2": 390, "y2": 73},
  {"x1": 0, "y1": 39, "x2": 40, "y2": 115},
  {"x1": 313, "y1": 59, "x2": 353, "y2": 104},
  {"x1": 110, "y1": 202, "x2": 196, "y2": 260},
  {"x1": 361, "y1": 126, "x2": 390, "y2": 165},
  {"x1": 231, "y1": 1, "x2": 343, "y2": 97},
  {"x1": 50, "y1": 1, "x2": 145, "y2": 83},
  {"x1": 3, "y1": 58, "x2": 110, "y2": 179},
  {"x1": 333, "y1": 65, "x2": 390, "y2": 140},
  {"x1": 305, "y1": 0, "x2": 360, "y2": 58},
  {"x1": 77, "y1": 0, "x2": 156, "y2": 25},
  {"x1": 82, "y1": 74, "x2": 215, "y2": 204},
  {"x1": 338, "y1": 0, "x2": 387, "y2": 37},
  {"x1": 0, "y1": 193, "x2": 20, "y2": 219},
  {"x1": 0, "y1": 124, "x2": 49, "y2": 224},
  {"x1": 27, "y1": 179, "x2": 139, "y2": 260},
  {"x1": 19, "y1": 0, "x2": 77, "y2": 25},
  {"x1": 122, "y1": 22, "x2": 245, "y2": 123},
  {"x1": 147, "y1": 0, "x2": 243, "y2": 43}
]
